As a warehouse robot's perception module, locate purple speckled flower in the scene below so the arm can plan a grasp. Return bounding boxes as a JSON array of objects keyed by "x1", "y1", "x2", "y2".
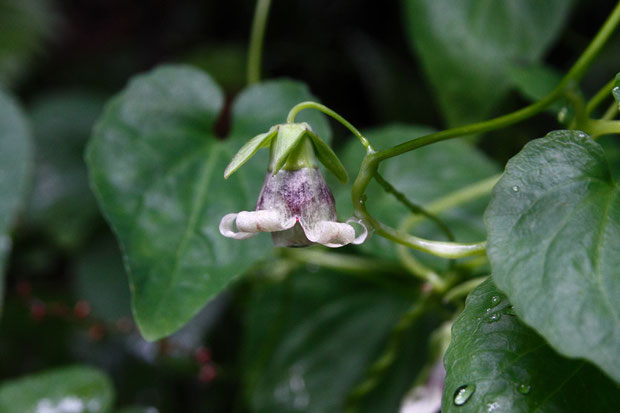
[
  {"x1": 219, "y1": 122, "x2": 367, "y2": 247},
  {"x1": 220, "y1": 167, "x2": 366, "y2": 247}
]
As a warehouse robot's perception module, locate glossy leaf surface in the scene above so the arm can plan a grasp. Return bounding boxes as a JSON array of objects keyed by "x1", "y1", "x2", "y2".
[
  {"x1": 485, "y1": 130, "x2": 620, "y2": 382},
  {"x1": 443, "y1": 278, "x2": 619, "y2": 412}
]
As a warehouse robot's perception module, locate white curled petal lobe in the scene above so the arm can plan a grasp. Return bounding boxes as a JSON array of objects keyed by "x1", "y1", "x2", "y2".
[
  {"x1": 236, "y1": 209, "x2": 294, "y2": 233},
  {"x1": 305, "y1": 221, "x2": 356, "y2": 248},
  {"x1": 219, "y1": 213, "x2": 256, "y2": 240}
]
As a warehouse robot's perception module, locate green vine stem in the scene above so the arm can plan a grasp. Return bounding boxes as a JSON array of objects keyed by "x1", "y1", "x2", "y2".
[
  {"x1": 282, "y1": 248, "x2": 403, "y2": 275},
  {"x1": 564, "y1": 85, "x2": 588, "y2": 130},
  {"x1": 585, "y1": 119, "x2": 620, "y2": 138},
  {"x1": 394, "y1": 175, "x2": 499, "y2": 290},
  {"x1": 602, "y1": 101, "x2": 619, "y2": 120},
  {"x1": 398, "y1": 248, "x2": 447, "y2": 291},
  {"x1": 374, "y1": 172, "x2": 455, "y2": 241},
  {"x1": 350, "y1": 1, "x2": 620, "y2": 256},
  {"x1": 280, "y1": 249, "x2": 418, "y2": 298},
  {"x1": 287, "y1": 98, "x2": 494, "y2": 258},
  {"x1": 371, "y1": 1, "x2": 620, "y2": 163},
  {"x1": 400, "y1": 174, "x2": 501, "y2": 231},
  {"x1": 247, "y1": 0, "x2": 272, "y2": 84},
  {"x1": 586, "y1": 77, "x2": 616, "y2": 115},
  {"x1": 287, "y1": 101, "x2": 375, "y2": 152}
]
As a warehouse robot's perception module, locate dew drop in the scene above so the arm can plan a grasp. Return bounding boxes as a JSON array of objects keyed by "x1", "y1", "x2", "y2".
[
  {"x1": 577, "y1": 131, "x2": 587, "y2": 138},
  {"x1": 518, "y1": 383, "x2": 531, "y2": 394},
  {"x1": 453, "y1": 384, "x2": 475, "y2": 406},
  {"x1": 486, "y1": 313, "x2": 501, "y2": 323},
  {"x1": 491, "y1": 296, "x2": 501, "y2": 306},
  {"x1": 504, "y1": 306, "x2": 516, "y2": 316},
  {"x1": 511, "y1": 185, "x2": 519, "y2": 192}
]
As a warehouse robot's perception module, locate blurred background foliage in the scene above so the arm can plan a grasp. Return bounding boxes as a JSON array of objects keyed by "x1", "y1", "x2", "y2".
[{"x1": 1, "y1": 0, "x2": 619, "y2": 411}]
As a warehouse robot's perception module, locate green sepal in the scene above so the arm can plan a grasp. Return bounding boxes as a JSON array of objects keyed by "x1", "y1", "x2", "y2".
[
  {"x1": 223, "y1": 127, "x2": 277, "y2": 179},
  {"x1": 613, "y1": 73, "x2": 620, "y2": 110},
  {"x1": 306, "y1": 130, "x2": 348, "y2": 183},
  {"x1": 270, "y1": 123, "x2": 308, "y2": 174}
]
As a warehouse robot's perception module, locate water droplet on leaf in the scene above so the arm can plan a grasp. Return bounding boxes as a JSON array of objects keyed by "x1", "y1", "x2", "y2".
[
  {"x1": 491, "y1": 296, "x2": 501, "y2": 306},
  {"x1": 486, "y1": 313, "x2": 501, "y2": 323},
  {"x1": 453, "y1": 384, "x2": 475, "y2": 406},
  {"x1": 518, "y1": 383, "x2": 531, "y2": 394},
  {"x1": 511, "y1": 185, "x2": 519, "y2": 192}
]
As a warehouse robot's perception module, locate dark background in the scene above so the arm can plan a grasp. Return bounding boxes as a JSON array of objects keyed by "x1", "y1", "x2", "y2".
[{"x1": 2, "y1": 0, "x2": 619, "y2": 411}]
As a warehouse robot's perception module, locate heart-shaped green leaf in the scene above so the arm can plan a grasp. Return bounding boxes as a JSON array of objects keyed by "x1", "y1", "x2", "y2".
[
  {"x1": 443, "y1": 278, "x2": 619, "y2": 412},
  {"x1": 0, "y1": 365, "x2": 114, "y2": 413},
  {"x1": 87, "y1": 65, "x2": 330, "y2": 340},
  {"x1": 485, "y1": 130, "x2": 620, "y2": 382},
  {"x1": 0, "y1": 89, "x2": 32, "y2": 313},
  {"x1": 402, "y1": 0, "x2": 575, "y2": 126},
  {"x1": 87, "y1": 65, "x2": 268, "y2": 341}
]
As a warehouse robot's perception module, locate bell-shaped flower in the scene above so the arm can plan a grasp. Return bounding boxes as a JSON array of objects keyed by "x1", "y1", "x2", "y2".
[{"x1": 219, "y1": 122, "x2": 367, "y2": 247}]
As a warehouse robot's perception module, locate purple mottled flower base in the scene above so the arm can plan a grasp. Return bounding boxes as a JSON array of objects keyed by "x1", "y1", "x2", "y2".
[{"x1": 256, "y1": 167, "x2": 337, "y2": 247}]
